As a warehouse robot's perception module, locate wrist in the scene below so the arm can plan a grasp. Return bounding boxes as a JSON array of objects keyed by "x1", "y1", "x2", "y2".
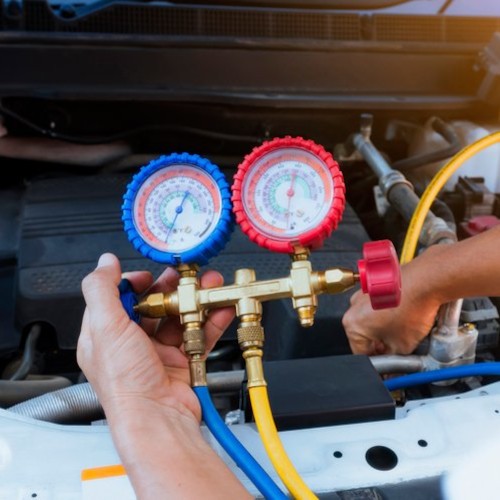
[
  {"x1": 107, "y1": 402, "x2": 209, "y2": 498},
  {"x1": 404, "y1": 244, "x2": 452, "y2": 308},
  {"x1": 103, "y1": 392, "x2": 200, "y2": 430}
]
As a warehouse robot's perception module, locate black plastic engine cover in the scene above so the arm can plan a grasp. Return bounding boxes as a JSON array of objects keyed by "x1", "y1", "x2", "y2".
[
  {"x1": 245, "y1": 355, "x2": 395, "y2": 430},
  {"x1": 16, "y1": 174, "x2": 369, "y2": 354}
]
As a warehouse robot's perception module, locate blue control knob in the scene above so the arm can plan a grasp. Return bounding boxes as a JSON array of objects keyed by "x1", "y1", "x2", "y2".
[{"x1": 119, "y1": 279, "x2": 140, "y2": 324}]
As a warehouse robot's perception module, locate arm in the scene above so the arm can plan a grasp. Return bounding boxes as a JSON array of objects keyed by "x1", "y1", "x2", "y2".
[
  {"x1": 343, "y1": 226, "x2": 500, "y2": 355},
  {"x1": 78, "y1": 253, "x2": 251, "y2": 500}
]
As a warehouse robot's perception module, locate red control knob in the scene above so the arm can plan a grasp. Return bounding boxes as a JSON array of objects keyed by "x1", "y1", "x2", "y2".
[{"x1": 358, "y1": 240, "x2": 401, "y2": 310}]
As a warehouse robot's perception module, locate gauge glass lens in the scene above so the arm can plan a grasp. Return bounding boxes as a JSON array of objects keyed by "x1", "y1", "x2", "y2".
[
  {"x1": 241, "y1": 147, "x2": 334, "y2": 241},
  {"x1": 133, "y1": 164, "x2": 222, "y2": 253}
]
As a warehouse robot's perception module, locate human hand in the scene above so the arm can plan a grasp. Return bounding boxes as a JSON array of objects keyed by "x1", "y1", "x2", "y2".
[
  {"x1": 343, "y1": 252, "x2": 441, "y2": 355},
  {"x1": 77, "y1": 253, "x2": 234, "y2": 422}
]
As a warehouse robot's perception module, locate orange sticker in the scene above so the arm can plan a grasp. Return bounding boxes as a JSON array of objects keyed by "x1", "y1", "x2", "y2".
[{"x1": 81, "y1": 464, "x2": 126, "y2": 481}]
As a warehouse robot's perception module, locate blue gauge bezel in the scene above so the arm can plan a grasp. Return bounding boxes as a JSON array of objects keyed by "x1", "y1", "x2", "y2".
[{"x1": 122, "y1": 153, "x2": 233, "y2": 266}]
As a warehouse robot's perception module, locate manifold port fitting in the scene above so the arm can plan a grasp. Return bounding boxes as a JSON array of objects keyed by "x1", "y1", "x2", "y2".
[
  {"x1": 134, "y1": 292, "x2": 167, "y2": 318},
  {"x1": 297, "y1": 305, "x2": 316, "y2": 327}
]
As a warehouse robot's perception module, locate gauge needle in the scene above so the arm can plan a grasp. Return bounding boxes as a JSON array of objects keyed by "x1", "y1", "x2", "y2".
[
  {"x1": 285, "y1": 171, "x2": 297, "y2": 230},
  {"x1": 165, "y1": 190, "x2": 190, "y2": 243}
]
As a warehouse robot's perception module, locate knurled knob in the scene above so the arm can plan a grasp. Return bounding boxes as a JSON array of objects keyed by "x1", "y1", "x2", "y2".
[
  {"x1": 237, "y1": 325, "x2": 265, "y2": 348},
  {"x1": 183, "y1": 329, "x2": 205, "y2": 356},
  {"x1": 358, "y1": 240, "x2": 401, "y2": 310}
]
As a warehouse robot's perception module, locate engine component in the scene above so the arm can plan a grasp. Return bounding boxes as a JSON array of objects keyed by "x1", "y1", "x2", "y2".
[
  {"x1": 9, "y1": 380, "x2": 101, "y2": 422},
  {"x1": 400, "y1": 130, "x2": 500, "y2": 263},
  {"x1": 478, "y1": 32, "x2": 500, "y2": 106},
  {"x1": 460, "y1": 215, "x2": 500, "y2": 239},
  {"x1": 9, "y1": 324, "x2": 40, "y2": 381},
  {"x1": 390, "y1": 117, "x2": 461, "y2": 173},
  {"x1": 455, "y1": 176, "x2": 497, "y2": 220},
  {"x1": 244, "y1": 355, "x2": 395, "y2": 431},
  {"x1": 0, "y1": 375, "x2": 72, "y2": 407},
  {"x1": 350, "y1": 123, "x2": 456, "y2": 251},
  {"x1": 461, "y1": 297, "x2": 500, "y2": 351}
]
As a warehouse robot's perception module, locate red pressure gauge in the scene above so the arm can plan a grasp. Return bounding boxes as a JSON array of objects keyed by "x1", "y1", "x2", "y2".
[{"x1": 232, "y1": 137, "x2": 346, "y2": 253}]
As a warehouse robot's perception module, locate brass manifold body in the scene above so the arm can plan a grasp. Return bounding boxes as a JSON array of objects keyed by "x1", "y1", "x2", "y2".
[
  {"x1": 135, "y1": 251, "x2": 360, "y2": 385},
  {"x1": 135, "y1": 258, "x2": 359, "y2": 327}
]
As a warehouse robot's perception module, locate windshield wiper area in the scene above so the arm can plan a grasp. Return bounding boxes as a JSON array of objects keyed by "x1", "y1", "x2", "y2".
[
  {"x1": 48, "y1": 0, "x2": 416, "y2": 20},
  {"x1": 169, "y1": 0, "x2": 414, "y2": 9}
]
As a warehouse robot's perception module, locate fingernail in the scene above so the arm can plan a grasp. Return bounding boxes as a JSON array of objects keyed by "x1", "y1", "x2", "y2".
[{"x1": 97, "y1": 253, "x2": 115, "y2": 268}]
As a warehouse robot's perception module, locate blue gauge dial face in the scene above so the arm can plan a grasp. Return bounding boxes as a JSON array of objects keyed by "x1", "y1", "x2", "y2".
[{"x1": 133, "y1": 164, "x2": 222, "y2": 254}]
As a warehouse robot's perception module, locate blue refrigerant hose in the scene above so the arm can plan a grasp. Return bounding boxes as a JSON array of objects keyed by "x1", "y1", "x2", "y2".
[
  {"x1": 193, "y1": 386, "x2": 287, "y2": 500},
  {"x1": 384, "y1": 362, "x2": 500, "y2": 391}
]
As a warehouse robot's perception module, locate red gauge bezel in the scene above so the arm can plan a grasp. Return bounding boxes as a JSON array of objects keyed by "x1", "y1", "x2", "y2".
[{"x1": 232, "y1": 136, "x2": 345, "y2": 253}]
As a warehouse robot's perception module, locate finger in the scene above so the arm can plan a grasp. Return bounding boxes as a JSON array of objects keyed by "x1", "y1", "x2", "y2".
[
  {"x1": 82, "y1": 253, "x2": 121, "y2": 311},
  {"x1": 139, "y1": 317, "x2": 159, "y2": 337},
  {"x1": 81, "y1": 254, "x2": 129, "y2": 334},
  {"x1": 204, "y1": 307, "x2": 235, "y2": 353},
  {"x1": 349, "y1": 289, "x2": 363, "y2": 307},
  {"x1": 77, "y1": 308, "x2": 92, "y2": 368},
  {"x1": 121, "y1": 271, "x2": 154, "y2": 293},
  {"x1": 200, "y1": 270, "x2": 224, "y2": 289},
  {"x1": 153, "y1": 340, "x2": 189, "y2": 369},
  {"x1": 80, "y1": 307, "x2": 90, "y2": 333},
  {"x1": 147, "y1": 267, "x2": 179, "y2": 294},
  {"x1": 200, "y1": 270, "x2": 233, "y2": 352},
  {"x1": 154, "y1": 316, "x2": 184, "y2": 347},
  {"x1": 348, "y1": 334, "x2": 377, "y2": 355},
  {"x1": 373, "y1": 339, "x2": 388, "y2": 355}
]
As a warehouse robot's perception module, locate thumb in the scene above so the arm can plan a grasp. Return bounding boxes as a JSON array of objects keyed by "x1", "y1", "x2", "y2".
[{"x1": 82, "y1": 253, "x2": 128, "y2": 332}]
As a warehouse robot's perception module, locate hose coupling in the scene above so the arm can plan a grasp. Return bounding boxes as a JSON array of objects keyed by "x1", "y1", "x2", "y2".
[
  {"x1": 183, "y1": 322, "x2": 205, "y2": 357},
  {"x1": 379, "y1": 171, "x2": 414, "y2": 198},
  {"x1": 421, "y1": 216, "x2": 457, "y2": 247},
  {"x1": 189, "y1": 354, "x2": 207, "y2": 387},
  {"x1": 243, "y1": 348, "x2": 266, "y2": 388}
]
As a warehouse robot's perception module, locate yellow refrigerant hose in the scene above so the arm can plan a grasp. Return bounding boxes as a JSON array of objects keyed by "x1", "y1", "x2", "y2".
[
  {"x1": 248, "y1": 385, "x2": 318, "y2": 500},
  {"x1": 400, "y1": 131, "x2": 500, "y2": 264}
]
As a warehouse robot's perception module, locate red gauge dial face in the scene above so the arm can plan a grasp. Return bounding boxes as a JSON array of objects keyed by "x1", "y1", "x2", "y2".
[
  {"x1": 133, "y1": 164, "x2": 222, "y2": 253},
  {"x1": 241, "y1": 147, "x2": 334, "y2": 242}
]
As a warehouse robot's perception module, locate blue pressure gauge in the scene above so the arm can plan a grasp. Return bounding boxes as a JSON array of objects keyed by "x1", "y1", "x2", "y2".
[{"x1": 122, "y1": 153, "x2": 233, "y2": 266}]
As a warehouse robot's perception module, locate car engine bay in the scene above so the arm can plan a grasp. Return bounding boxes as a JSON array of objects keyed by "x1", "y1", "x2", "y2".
[{"x1": 2, "y1": 1, "x2": 500, "y2": 498}]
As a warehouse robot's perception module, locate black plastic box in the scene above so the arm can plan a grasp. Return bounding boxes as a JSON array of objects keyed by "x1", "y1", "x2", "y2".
[{"x1": 245, "y1": 355, "x2": 395, "y2": 430}]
